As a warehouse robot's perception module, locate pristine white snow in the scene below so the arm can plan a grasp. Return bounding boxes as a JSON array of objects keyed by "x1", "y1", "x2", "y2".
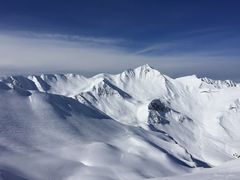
[{"x1": 0, "y1": 64, "x2": 240, "y2": 180}]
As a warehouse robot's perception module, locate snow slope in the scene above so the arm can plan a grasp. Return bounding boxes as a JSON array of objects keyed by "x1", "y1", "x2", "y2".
[
  {"x1": 0, "y1": 64, "x2": 240, "y2": 179},
  {"x1": 152, "y1": 159, "x2": 240, "y2": 180},
  {"x1": 0, "y1": 82, "x2": 203, "y2": 180}
]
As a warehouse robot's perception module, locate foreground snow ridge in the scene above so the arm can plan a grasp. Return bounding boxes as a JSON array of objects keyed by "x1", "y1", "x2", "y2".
[{"x1": 0, "y1": 64, "x2": 240, "y2": 180}]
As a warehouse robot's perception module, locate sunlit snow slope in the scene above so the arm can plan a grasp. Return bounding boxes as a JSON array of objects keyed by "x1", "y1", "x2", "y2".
[{"x1": 0, "y1": 64, "x2": 240, "y2": 180}]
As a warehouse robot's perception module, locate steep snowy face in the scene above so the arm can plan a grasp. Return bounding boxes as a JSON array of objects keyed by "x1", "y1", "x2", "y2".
[
  {"x1": 200, "y1": 77, "x2": 238, "y2": 88},
  {"x1": 0, "y1": 76, "x2": 38, "y2": 90},
  {"x1": 28, "y1": 74, "x2": 89, "y2": 96},
  {"x1": 114, "y1": 64, "x2": 169, "y2": 100},
  {"x1": 73, "y1": 65, "x2": 172, "y2": 125},
  {"x1": 147, "y1": 82, "x2": 240, "y2": 166}
]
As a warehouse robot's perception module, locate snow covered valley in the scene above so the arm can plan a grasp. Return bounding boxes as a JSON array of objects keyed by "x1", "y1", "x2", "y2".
[{"x1": 0, "y1": 64, "x2": 240, "y2": 180}]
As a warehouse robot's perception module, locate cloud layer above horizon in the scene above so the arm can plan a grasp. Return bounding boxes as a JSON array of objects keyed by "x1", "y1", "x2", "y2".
[{"x1": 0, "y1": 31, "x2": 240, "y2": 82}]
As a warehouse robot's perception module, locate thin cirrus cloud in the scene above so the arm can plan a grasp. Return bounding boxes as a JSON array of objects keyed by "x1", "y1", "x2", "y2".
[
  {"x1": 0, "y1": 31, "x2": 240, "y2": 82},
  {"x1": 136, "y1": 29, "x2": 240, "y2": 57}
]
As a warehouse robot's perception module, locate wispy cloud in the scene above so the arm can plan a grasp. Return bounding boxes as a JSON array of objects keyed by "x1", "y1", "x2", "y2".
[
  {"x1": 135, "y1": 29, "x2": 240, "y2": 57},
  {"x1": 0, "y1": 31, "x2": 239, "y2": 81}
]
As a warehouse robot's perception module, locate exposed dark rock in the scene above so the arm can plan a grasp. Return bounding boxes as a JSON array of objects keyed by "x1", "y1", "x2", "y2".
[
  {"x1": 0, "y1": 82, "x2": 11, "y2": 90},
  {"x1": 13, "y1": 86, "x2": 32, "y2": 97},
  {"x1": 148, "y1": 99, "x2": 170, "y2": 112}
]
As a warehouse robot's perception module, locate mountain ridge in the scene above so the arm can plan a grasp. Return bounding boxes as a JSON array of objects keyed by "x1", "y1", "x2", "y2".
[{"x1": 0, "y1": 65, "x2": 237, "y2": 96}]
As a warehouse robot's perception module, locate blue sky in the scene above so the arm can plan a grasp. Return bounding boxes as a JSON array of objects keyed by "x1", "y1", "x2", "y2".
[{"x1": 0, "y1": 0, "x2": 240, "y2": 81}]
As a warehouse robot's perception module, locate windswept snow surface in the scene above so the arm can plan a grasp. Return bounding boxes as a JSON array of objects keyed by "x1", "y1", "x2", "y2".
[
  {"x1": 0, "y1": 64, "x2": 240, "y2": 179},
  {"x1": 152, "y1": 159, "x2": 240, "y2": 180}
]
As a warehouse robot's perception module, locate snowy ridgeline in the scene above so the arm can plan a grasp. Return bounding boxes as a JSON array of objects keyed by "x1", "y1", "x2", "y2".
[{"x1": 0, "y1": 64, "x2": 240, "y2": 180}]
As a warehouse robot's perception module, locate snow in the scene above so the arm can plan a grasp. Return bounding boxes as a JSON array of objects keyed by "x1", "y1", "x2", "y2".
[
  {"x1": 0, "y1": 89, "x2": 197, "y2": 179},
  {"x1": 0, "y1": 64, "x2": 240, "y2": 179},
  {"x1": 152, "y1": 159, "x2": 240, "y2": 180}
]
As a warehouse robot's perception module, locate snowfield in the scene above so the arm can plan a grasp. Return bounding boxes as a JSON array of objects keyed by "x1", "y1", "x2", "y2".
[{"x1": 0, "y1": 64, "x2": 240, "y2": 180}]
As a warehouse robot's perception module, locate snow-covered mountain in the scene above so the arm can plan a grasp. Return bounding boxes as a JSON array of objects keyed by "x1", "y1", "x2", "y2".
[{"x1": 0, "y1": 64, "x2": 240, "y2": 180}]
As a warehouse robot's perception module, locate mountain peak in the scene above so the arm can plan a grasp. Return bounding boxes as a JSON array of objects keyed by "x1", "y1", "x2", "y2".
[
  {"x1": 136, "y1": 64, "x2": 155, "y2": 71},
  {"x1": 139, "y1": 63, "x2": 152, "y2": 69},
  {"x1": 134, "y1": 64, "x2": 161, "y2": 78},
  {"x1": 119, "y1": 64, "x2": 162, "y2": 81}
]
